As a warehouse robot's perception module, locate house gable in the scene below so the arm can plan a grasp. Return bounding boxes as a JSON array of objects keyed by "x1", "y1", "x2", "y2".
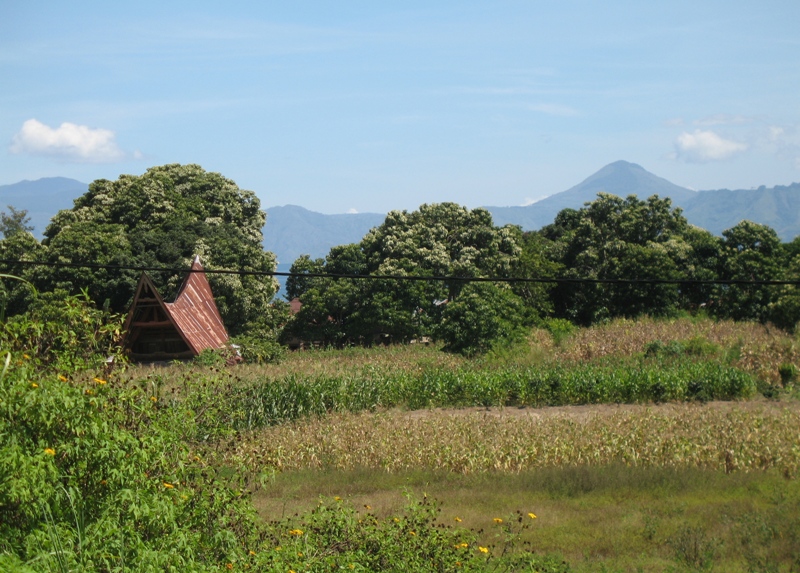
[{"x1": 122, "y1": 256, "x2": 230, "y2": 361}]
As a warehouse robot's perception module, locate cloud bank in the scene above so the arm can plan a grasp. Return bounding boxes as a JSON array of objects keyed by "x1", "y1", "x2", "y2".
[
  {"x1": 10, "y1": 119, "x2": 126, "y2": 162},
  {"x1": 673, "y1": 129, "x2": 747, "y2": 163}
]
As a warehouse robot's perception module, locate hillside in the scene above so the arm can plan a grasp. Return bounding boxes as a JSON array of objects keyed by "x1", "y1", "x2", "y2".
[
  {"x1": 264, "y1": 205, "x2": 386, "y2": 264},
  {"x1": 0, "y1": 177, "x2": 88, "y2": 237},
  {"x1": 3, "y1": 163, "x2": 800, "y2": 266}
]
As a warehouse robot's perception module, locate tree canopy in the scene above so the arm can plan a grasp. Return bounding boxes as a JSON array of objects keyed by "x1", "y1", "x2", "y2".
[{"x1": 1, "y1": 164, "x2": 278, "y2": 335}]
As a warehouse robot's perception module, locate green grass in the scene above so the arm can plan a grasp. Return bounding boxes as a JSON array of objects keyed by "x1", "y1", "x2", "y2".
[{"x1": 254, "y1": 465, "x2": 800, "y2": 572}]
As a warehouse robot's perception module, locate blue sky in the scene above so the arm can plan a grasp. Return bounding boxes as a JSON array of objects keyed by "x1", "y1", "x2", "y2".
[{"x1": 2, "y1": 1, "x2": 799, "y2": 214}]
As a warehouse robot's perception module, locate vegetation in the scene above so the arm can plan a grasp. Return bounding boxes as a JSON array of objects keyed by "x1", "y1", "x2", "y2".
[
  {"x1": 0, "y1": 165, "x2": 278, "y2": 337},
  {"x1": 2, "y1": 307, "x2": 800, "y2": 571}
]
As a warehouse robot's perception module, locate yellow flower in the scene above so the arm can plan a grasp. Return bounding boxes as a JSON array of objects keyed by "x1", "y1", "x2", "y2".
[
  {"x1": 478, "y1": 546, "x2": 489, "y2": 554},
  {"x1": 226, "y1": 564, "x2": 233, "y2": 570},
  {"x1": 454, "y1": 516, "x2": 462, "y2": 523},
  {"x1": 349, "y1": 565, "x2": 355, "y2": 570},
  {"x1": 93, "y1": 378, "x2": 107, "y2": 385},
  {"x1": 58, "y1": 375, "x2": 67, "y2": 382},
  {"x1": 454, "y1": 542, "x2": 469, "y2": 549},
  {"x1": 364, "y1": 504, "x2": 371, "y2": 510},
  {"x1": 31, "y1": 383, "x2": 38, "y2": 388},
  {"x1": 297, "y1": 552, "x2": 303, "y2": 557},
  {"x1": 163, "y1": 482, "x2": 174, "y2": 489},
  {"x1": 334, "y1": 496, "x2": 342, "y2": 501},
  {"x1": 150, "y1": 396, "x2": 157, "y2": 402},
  {"x1": 23, "y1": 354, "x2": 30, "y2": 360},
  {"x1": 44, "y1": 448, "x2": 55, "y2": 456},
  {"x1": 408, "y1": 531, "x2": 416, "y2": 536},
  {"x1": 288, "y1": 528, "x2": 303, "y2": 536},
  {"x1": 275, "y1": 546, "x2": 282, "y2": 551},
  {"x1": 248, "y1": 550, "x2": 256, "y2": 556},
  {"x1": 289, "y1": 570, "x2": 296, "y2": 573},
  {"x1": 528, "y1": 512, "x2": 537, "y2": 519},
  {"x1": 85, "y1": 389, "x2": 94, "y2": 395},
  {"x1": 493, "y1": 518, "x2": 503, "y2": 524}
]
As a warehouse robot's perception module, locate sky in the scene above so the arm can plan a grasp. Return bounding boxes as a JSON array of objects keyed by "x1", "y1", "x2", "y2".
[{"x1": 2, "y1": 0, "x2": 799, "y2": 214}]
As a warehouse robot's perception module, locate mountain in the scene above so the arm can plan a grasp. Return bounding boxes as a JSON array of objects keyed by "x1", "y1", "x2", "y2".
[
  {"x1": 264, "y1": 205, "x2": 385, "y2": 264},
  {"x1": 0, "y1": 177, "x2": 88, "y2": 237},
  {"x1": 486, "y1": 160, "x2": 699, "y2": 229},
  {"x1": 4, "y1": 164, "x2": 800, "y2": 267},
  {"x1": 681, "y1": 183, "x2": 800, "y2": 239}
]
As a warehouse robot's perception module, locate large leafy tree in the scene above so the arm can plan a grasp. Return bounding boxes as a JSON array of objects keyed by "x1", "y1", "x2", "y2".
[
  {"x1": 541, "y1": 193, "x2": 700, "y2": 324},
  {"x1": 27, "y1": 164, "x2": 277, "y2": 335},
  {"x1": 715, "y1": 220, "x2": 785, "y2": 322},
  {"x1": 285, "y1": 203, "x2": 529, "y2": 350}
]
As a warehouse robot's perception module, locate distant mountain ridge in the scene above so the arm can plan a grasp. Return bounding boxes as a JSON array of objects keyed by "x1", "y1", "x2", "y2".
[
  {"x1": 0, "y1": 177, "x2": 88, "y2": 237},
  {"x1": 3, "y1": 162, "x2": 800, "y2": 266}
]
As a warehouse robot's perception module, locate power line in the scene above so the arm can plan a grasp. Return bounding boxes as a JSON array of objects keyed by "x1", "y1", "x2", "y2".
[{"x1": 0, "y1": 258, "x2": 797, "y2": 286}]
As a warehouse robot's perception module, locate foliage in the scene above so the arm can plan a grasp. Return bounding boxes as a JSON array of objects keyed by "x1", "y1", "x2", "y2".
[
  {"x1": 23, "y1": 164, "x2": 278, "y2": 335},
  {"x1": 0, "y1": 289, "x2": 124, "y2": 371},
  {"x1": 541, "y1": 193, "x2": 694, "y2": 324},
  {"x1": 286, "y1": 203, "x2": 527, "y2": 351},
  {"x1": 435, "y1": 282, "x2": 532, "y2": 356},
  {"x1": 715, "y1": 220, "x2": 786, "y2": 322},
  {"x1": 0, "y1": 205, "x2": 33, "y2": 239},
  {"x1": 0, "y1": 364, "x2": 265, "y2": 571}
]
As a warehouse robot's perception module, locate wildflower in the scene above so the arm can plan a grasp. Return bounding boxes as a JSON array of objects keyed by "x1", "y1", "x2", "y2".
[
  {"x1": 150, "y1": 396, "x2": 157, "y2": 402},
  {"x1": 85, "y1": 389, "x2": 94, "y2": 395},
  {"x1": 297, "y1": 552, "x2": 303, "y2": 557},
  {"x1": 455, "y1": 562, "x2": 462, "y2": 567},
  {"x1": 334, "y1": 496, "x2": 342, "y2": 501},
  {"x1": 454, "y1": 543, "x2": 469, "y2": 549},
  {"x1": 528, "y1": 512, "x2": 537, "y2": 519},
  {"x1": 454, "y1": 516, "x2": 462, "y2": 523},
  {"x1": 44, "y1": 448, "x2": 55, "y2": 456},
  {"x1": 275, "y1": 547, "x2": 282, "y2": 551},
  {"x1": 364, "y1": 504, "x2": 371, "y2": 510},
  {"x1": 349, "y1": 565, "x2": 355, "y2": 570},
  {"x1": 493, "y1": 518, "x2": 503, "y2": 524},
  {"x1": 58, "y1": 375, "x2": 67, "y2": 382},
  {"x1": 393, "y1": 517, "x2": 400, "y2": 523},
  {"x1": 226, "y1": 564, "x2": 233, "y2": 570},
  {"x1": 408, "y1": 531, "x2": 416, "y2": 536},
  {"x1": 93, "y1": 377, "x2": 107, "y2": 385},
  {"x1": 31, "y1": 383, "x2": 38, "y2": 388},
  {"x1": 23, "y1": 354, "x2": 31, "y2": 360},
  {"x1": 289, "y1": 570, "x2": 296, "y2": 573},
  {"x1": 163, "y1": 482, "x2": 174, "y2": 489},
  {"x1": 248, "y1": 551, "x2": 256, "y2": 556},
  {"x1": 478, "y1": 546, "x2": 489, "y2": 554},
  {"x1": 289, "y1": 528, "x2": 303, "y2": 536}
]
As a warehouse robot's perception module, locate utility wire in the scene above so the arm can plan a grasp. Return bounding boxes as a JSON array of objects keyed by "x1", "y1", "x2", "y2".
[{"x1": 0, "y1": 258, "x2": 797, "y2": 286}]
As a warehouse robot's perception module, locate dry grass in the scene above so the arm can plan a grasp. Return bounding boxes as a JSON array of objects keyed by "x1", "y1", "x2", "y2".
[
  {"x1": 550, "y1": 316, "x2": 799, "y2": 383},
  {"x1": 230, "y1": 399, "x2": 800, "y2": 478}
]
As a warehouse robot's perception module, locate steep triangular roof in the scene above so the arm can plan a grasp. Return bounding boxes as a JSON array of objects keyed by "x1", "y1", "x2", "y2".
[
  {"x1": 122, "y1": 256, "x2": 230, "y2": 359},
  {"x1": 164, "y1": 256, "x2": 229, "y2": 354}
]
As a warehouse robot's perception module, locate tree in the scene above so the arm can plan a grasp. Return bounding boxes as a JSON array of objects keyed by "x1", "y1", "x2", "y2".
[
  {"x1": 34, "y1": 164, "x2": 278, "y2": 335},
  {"x1": 716, "y1": 220, "x2": 785, "y2": 322},
  {"x1": 285, "y1": 203, "x2": 530, "y2": 351},
  {"x1": 0, "y1": 206, "x2": 33, "y2": 239},
  {"x1": 541, "y1": 193, "x2": 696, "y2": 324}
]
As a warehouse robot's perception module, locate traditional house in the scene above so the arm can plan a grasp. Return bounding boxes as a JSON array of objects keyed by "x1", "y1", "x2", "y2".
[{"x1": 121, "y1": 256, "x2": 231, "y2": 361}]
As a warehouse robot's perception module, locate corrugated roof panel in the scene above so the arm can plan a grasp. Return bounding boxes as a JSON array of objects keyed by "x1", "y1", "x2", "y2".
[{"x1": 165, "y1": 257, "x2": 230, "y2": 354}]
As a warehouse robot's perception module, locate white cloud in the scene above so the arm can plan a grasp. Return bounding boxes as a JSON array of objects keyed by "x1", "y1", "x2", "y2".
[
  {"x1": 10, "y1": 119, "x2": 126, "y2": 162},
  {"x1": 673, "y1": 129, "x2": 748, "y2": 163},
  {"x1": 347, "y1": 208, "x2": 359, "y2": 214}
]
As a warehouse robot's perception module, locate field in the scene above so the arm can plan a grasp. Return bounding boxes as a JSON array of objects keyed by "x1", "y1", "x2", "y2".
[{"x1": 3, "y1": 316, "x2": 800, "y2": 571}]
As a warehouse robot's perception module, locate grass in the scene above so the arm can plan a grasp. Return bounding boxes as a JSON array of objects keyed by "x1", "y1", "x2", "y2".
[{"x1": 253, "y1": 465, "x2": 800, "y2": 572}]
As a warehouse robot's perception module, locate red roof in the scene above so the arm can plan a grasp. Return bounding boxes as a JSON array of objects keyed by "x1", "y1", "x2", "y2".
[
  {"x1": 122, "y1": 256, "x2": 230, "y2": 359},
  {"x1": 165, "y1": 256, "x2": 229, "y2": 354}
]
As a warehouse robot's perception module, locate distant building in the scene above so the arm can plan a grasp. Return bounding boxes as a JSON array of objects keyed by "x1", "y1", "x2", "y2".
[{"x1": 121, "y1": 256, "x2": 231, "y2": 361}]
